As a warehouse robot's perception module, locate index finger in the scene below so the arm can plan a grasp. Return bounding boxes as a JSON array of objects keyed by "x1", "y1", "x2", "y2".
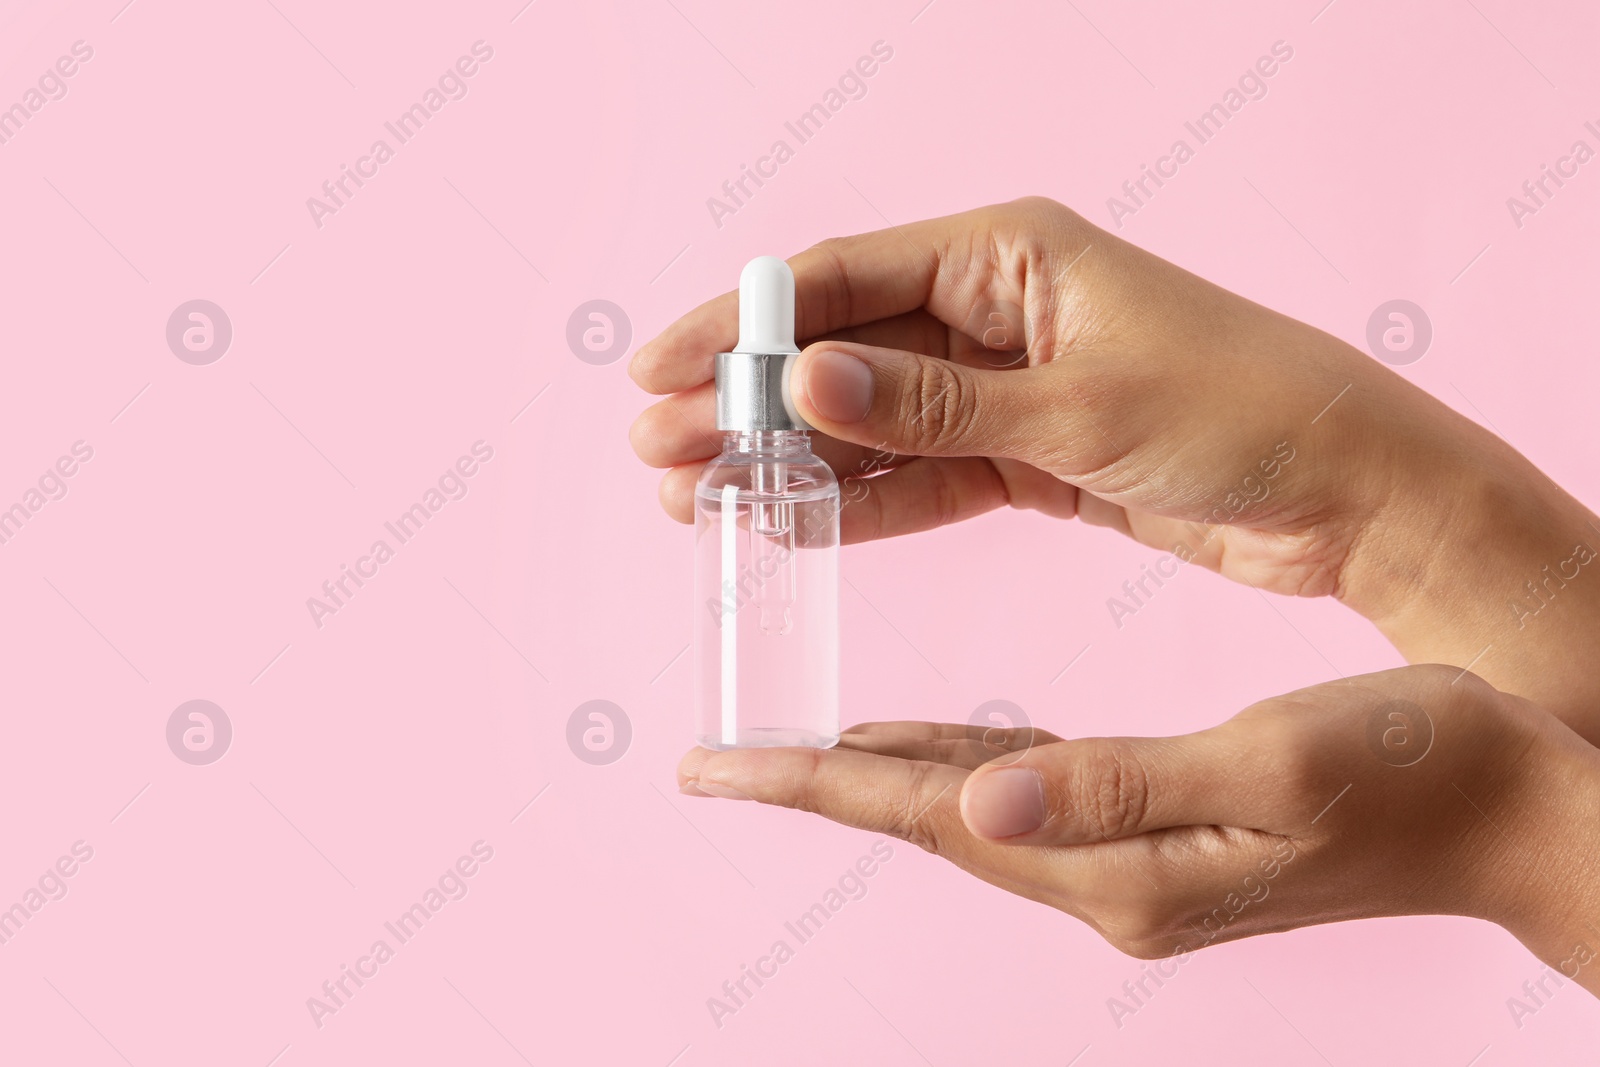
[
  {"x1": 674, "y1": 744, "x2": 1294, "y2": 953},
  {"x1": 840, "y1": 719, "x2": 1066, "y2": 769},
  {"x1": 674, "y1": 745, "x2": 1191, "y2": 925},
  {"x1": 680, "y1": 744, "x2": 967, "y2": 851},
  {"x1": 677, "y1": 743, "x2": 1091, "y2": 902},
  {"x1": 629, "y1": 198, "x2": 1065, "y2": 395},
  {"x1": 629, "y1": 234, "x2": 937, "y2": 395}
]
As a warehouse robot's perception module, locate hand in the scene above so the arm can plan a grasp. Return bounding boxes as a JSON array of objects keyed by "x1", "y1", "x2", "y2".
[
  {"x1": 677, "y1": 665, "x2": 1600, "y2": 985},
  {"x1": 630, "y1": 198, "x2": 1600, "y2": 738}
]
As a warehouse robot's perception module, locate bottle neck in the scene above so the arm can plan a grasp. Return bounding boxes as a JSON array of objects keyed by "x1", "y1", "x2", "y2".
[{"x1": 725, "y1": 430, "x2": 812, "y2": 456}]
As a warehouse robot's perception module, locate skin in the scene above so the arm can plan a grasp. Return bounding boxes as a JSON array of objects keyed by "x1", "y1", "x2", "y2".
[
  {"x1": 632, "y1": 197, "x2": 1600, "y2": 739},
  {"x1": 679, "y1": 667, "x2": 1600, "y2": 994},
  {"x1": 629, "y1": 198, "x2": 1600, "y2": 978}
]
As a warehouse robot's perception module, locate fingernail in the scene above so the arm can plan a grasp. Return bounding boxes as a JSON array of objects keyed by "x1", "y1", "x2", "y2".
[
  {"x1": 697, "y1": 780, "x2": 753, "y2": 801},
  {"x1": 963, "y1": 767, "x2": 1045, "y2": 838},
  {"x1": 679, "y1": 780, "x2": 713, "y2": 797},
  {"x1": 803, "y1": 348, "x2": 874, "y2": 423}
]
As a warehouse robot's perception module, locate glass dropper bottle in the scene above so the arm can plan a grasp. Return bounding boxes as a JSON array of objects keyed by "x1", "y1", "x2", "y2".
[{"x1": 693, "y1": 257, "x2": 840, "y2": 750}]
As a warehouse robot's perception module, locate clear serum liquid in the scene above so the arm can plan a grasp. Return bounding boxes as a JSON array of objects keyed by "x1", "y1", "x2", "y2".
[{"x1": 695, "y1": 432, "x2": 839, "y2": 749}]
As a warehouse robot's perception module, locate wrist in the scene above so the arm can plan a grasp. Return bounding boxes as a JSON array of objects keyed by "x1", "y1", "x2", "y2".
[
  {"x1": 1479, "y1": 719, "x2": 1600, "y2": 995},
  {"x1": 1336, "y1": 419, "x2": 1600, "y2": 740}
]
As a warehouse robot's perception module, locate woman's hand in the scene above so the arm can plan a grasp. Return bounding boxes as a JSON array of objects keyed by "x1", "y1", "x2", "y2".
[
  {"x1": 630, "y1": 198, "x2": 1600, "y2": 738},
  {"x1": 678, "y1": 665, "x2": 1600, "y2": 985}
]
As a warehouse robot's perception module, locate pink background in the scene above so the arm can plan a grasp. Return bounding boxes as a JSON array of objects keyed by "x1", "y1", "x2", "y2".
[{"x1": 2, "y1": 0, "x2": 1598, "y2": 1063}]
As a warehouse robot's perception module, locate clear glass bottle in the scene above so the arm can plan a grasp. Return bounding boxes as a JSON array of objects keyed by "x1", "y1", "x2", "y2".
[
  {"x1": 695, "y1": 431, "x2": 839, "y2": 749},
  {"x1": 693, "y1": 256, "x2": 840, "y2": 749}
]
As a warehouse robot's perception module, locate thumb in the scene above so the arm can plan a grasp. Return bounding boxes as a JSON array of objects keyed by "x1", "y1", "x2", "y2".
[
  {"x1": 790, "y1": 341, "x2": 1054, "y2": 461},
  {"x1": 958, "y1": 730, "x2": 1286, "y2": 845}
]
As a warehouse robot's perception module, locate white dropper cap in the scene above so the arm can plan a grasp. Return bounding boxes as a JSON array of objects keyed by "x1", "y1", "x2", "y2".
[
  {"x1": 715, "y1": 256, "x2": 810, "y2": 430},
  {"x1": 732, "y1": 256, "x2": 800, "y2": 355}
]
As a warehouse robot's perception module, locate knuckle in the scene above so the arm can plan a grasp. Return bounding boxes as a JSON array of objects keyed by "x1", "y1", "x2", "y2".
[
  {"x1": 923, "y1": 459, "x2": 960, "y2": 530},
  {"x1": 1067, "y1": 739, "x2": 1150, "y2": 840},
  {"x1": 1408, "y1": 661, "x2": 1469, "y2": 698},
  {"x1": 1008, "y1": 195, "x2": 1075, "y2": 227},
  {"x1": 1395, "y1": 663, "x2": 1518, "y2": 754},
  {"x1": 1005, "y1": 196, "x2": 1096, "y2": 248},
  {"x1": 805, "y1": 237, "x2": 856, "y2": 331},
  {"x1": 1275, "y1": 738, "x2": 1321, "y2": 803},
  {"x1": 792, "y1": 747, "x2": 831, "y2": 817},
  {"x1": 1093, "y1": 886, "x2": 1181, "y2": 951},
  {"x1": 894, "y1": 761, "x2": 946, "y2": 855},
  {"x1": 1351, "y1": 663, "x2": 1501, "y2": 742},
  {"x1": 1108, "y1": 937, "x2": 1175, "y2": 961},
  {"x1": 977, "y1": 725, "x2": 1023, "y2": 751},
  {"x1": 1237, "y1": 710, "x2": 1318, "y2": 794},
  {"x1": 1432, "y1": 662, "x2": 1494, "y2": 710},
  {"x1": 902, "y1": 359, "x2": 974, "y2": 453},
  {"x1": 1102, "y1": 923, "x2": 1183, "y2": 960}
]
